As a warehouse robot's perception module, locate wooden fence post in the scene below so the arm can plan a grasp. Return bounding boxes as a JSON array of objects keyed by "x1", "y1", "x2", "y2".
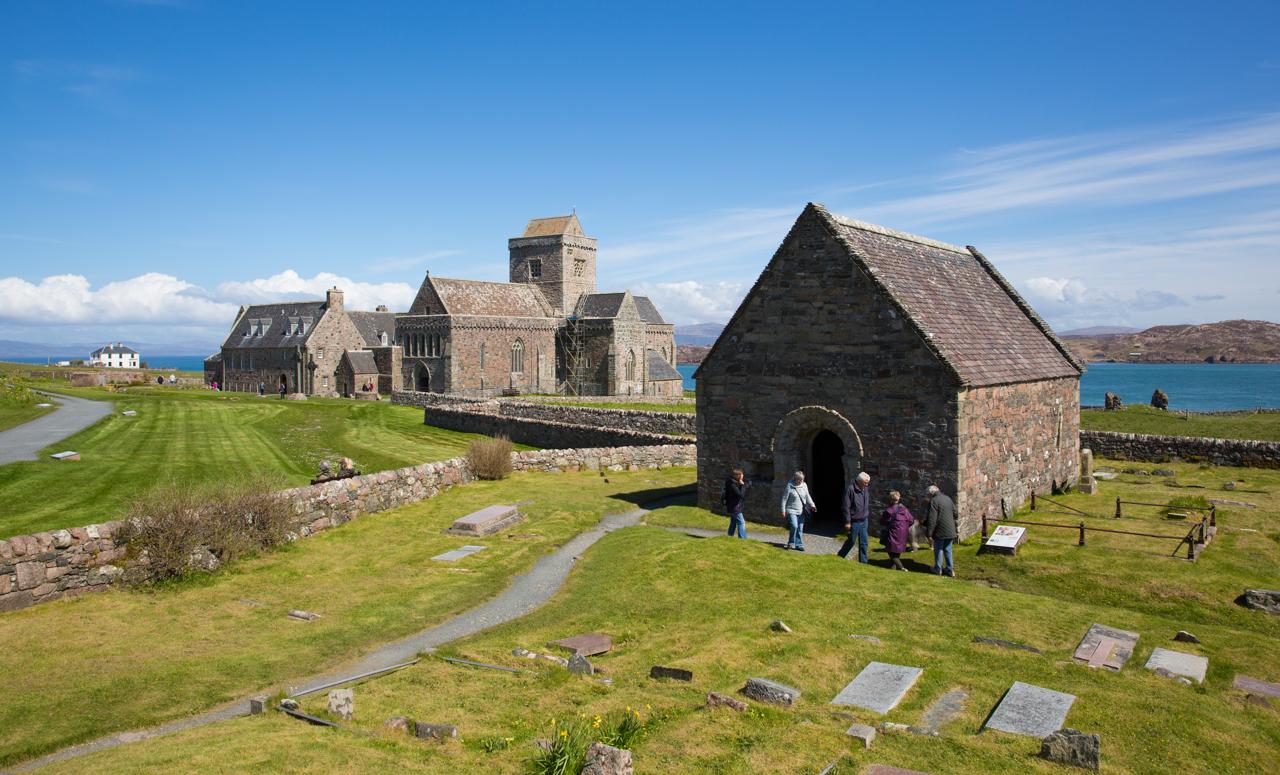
[
  {"x1": 1031, "y1": 491, "x2": 1036, "y2": 512},
  {"x1": 1078, "y1": 521, "x2": 1086, "y2": 546},
  {"x1": 1115, "y1": 497, "x2": 1122, "y2": 519},
  {"x1": 1210, "y1": 505, "x2": 1216, "y2": 528},
  {"x1": 981, "y1": 512, "x2": 988, "y2": 540}
]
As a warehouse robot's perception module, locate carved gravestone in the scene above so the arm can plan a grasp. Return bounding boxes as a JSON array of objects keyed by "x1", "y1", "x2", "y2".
[
  {"x1": 830, "y1": 662, "x2": 923, "y2": 714},
  {"x1": 1072, "y1": 623, "x2": 1139, "y2": 670},
  {"x1": 984, "y1": 682, "x2": 1075, "y2": 737}
]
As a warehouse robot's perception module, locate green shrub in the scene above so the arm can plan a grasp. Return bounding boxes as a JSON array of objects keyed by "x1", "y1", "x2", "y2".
[
  {"x1": 119, "y1": 476, "x2": 294, "y2": 582},
  {"x1": 467, "y1": 435, "x2": 513, "y2": 480}
]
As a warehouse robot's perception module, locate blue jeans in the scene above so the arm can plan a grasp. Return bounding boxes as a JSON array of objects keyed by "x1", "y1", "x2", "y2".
[
  {"x1": 933, "y1": 538, "x2": 955, "y2": 573},
  {"x1": 838, "y1": 520, "x2": 869, "y2": 563},
  {"x1": 727, "y1": 511, "x2": 747, "y2": 539},
  {"x1": 786, "y1": 512, "x2": 805, "y2": 548}
]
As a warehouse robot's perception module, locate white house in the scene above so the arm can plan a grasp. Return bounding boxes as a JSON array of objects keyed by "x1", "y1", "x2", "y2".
[{"x1": 89, "y1": 343, "x2": 140, "y2": 369}]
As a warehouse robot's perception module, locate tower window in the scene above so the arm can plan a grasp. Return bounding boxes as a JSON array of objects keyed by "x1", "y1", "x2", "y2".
[
  {"x1": 573, "y1": 258, "x2": 585, "y2": 277},
  {"x1": 529, "y1": 259, "x2": 542, "y2": 279}
]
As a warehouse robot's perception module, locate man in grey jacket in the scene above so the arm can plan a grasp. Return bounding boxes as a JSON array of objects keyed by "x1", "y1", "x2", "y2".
[{"x1": 923, "y1": 485, "x2": 957, "y2": 576}]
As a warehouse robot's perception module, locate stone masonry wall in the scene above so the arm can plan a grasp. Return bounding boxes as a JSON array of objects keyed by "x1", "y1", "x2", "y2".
[
  {"x1": 1081, "y1": 430, "x2": 1280, "y2": 468},
  {"x1": 420, "y1": 405, "x2": 684, "y2": 449},
  {"x1": 956, "y1": 377, "x2": 1080, "y2": 535},
  {"x1": 0, "y1": 443, "x2": 695, "y2": 615},
  {"x1": 696, "y1": 208, "x2": 959, "y2": 531},
  {"x1": 391, "y1": 392, "x2": 695, "y2": 435}
]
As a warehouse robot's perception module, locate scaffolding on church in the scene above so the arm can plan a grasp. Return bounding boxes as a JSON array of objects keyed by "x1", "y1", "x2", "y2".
[{"x1": 562, "y1": 299, "x2": 590, "y2": 396}]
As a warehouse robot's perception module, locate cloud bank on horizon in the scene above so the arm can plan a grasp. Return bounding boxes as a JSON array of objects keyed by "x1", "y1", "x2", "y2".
[{"x1": 2, "y1": 112, "x2": 1278, "y2": 345}]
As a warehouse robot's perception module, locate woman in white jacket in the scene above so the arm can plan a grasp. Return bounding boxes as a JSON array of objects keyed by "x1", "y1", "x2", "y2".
[{"x1": 780, "y1": 471, "x2": 816, "y2": 551}]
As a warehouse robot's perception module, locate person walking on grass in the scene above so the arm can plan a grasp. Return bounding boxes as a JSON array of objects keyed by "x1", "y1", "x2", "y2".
[
  {"x1": 722, "y1": 468, "x2": 750, "y2": 539},
  {"x1": 879, "y1": 490, "x2": 915, "y2": 571},
  {"x1": 924, "y1": 484, "x2": 957, "y2": 576},
  {"x1": 780, "y1": 471, "x2": 816, "y2": 551},
  {"x1": 838, "y1": 472, "x2": 872, "y2": 563}
]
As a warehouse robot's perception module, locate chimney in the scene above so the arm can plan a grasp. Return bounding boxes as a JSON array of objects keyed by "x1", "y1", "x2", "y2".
[
  {"x1": 375, "y1": 304, "x2": 388, "y2": 312},
  {"x1": 326, "y1": 287, "x2": 344, "y2": 310}
]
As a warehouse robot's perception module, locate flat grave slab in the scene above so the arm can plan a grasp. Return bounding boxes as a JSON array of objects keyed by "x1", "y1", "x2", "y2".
[
  {"x1": 430, "y1": 545, "x2": 487, "y2": 562},
  {"x1": 919, "y1": 688, "x2": 968, "y2": 733},
  {"x1": 50, "y1": 451, "x2": 80, "y2": 461},
  {"x1": 1234, "y1": 674, "x2": 1280, "y2": 698},
  {"x1": 1145, "y1": 648, "x2": 1208, "y2": 683},
  {"x1": 984, "y1": 681, "x2": 1075, "y2": 738},
  {"x1": 831, "y1": 662, "x2": 923, "y2": 714},
  {"x1": 1073, "y1": 623, "x2": 1139, "y2": 671},
  {"x1": 549, "y1": 632, "x2": 613, "y2": 656},
  {"x1": 447, "y1": 504, "x2": 524, "y2": 536}
]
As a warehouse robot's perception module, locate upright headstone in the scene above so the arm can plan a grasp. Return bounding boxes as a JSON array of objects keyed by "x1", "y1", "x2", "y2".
[
  {"x1": 830, "y1": 662, "x2": 924, "y2": 714},
  {"x1": 1078, "y1": 448, "x2": 1098, "y2": 495},
  {"x1": 984, "y1": 681, "x2": 1075, "y2": 737}
]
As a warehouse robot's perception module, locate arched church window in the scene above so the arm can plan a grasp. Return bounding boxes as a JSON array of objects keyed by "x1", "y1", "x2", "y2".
[
  {"x1": 626, "y1": 350, "x2": 636, "y2": 381},
  {"x1": 511, "y1": 339, "x2": 524, "y2": 374}
]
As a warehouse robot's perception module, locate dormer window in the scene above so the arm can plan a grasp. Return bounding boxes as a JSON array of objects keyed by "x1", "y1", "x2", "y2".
[
  {"x1": 380, "y1": 331, "x2": 388, "y2": 346},
  {"x1": 529, "y1": 259, "x2": 542, "y2": 280}
]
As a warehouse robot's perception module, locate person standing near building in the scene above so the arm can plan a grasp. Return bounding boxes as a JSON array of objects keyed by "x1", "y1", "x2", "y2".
[
  {"x1": 923, "y1": 485, "x2": 957, "y2": 576},
  {"x1": 721, "y1": 468, "x2": 749, "y2": 539},
  {"x1": 838, "y1": 472, "x2": 872, "y2": 563},
  {"x1": 780, "y1": 471, "x2": 816, "y2": 551},
  {"x1": 879, "y1": 490, "x2": 914, "y2": 571},
  {"x1": 258, "y1": 380, "x2": 265, "y2": 397}
]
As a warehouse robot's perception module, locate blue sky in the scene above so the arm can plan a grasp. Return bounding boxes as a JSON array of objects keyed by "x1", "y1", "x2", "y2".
[{"x1": 2, "y1": 0, "x2": 1278, "y2": 350}]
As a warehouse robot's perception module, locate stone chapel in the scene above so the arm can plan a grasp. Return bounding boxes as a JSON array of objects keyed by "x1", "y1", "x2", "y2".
[{"x1": 695, "y1": 203, "x2": 1085, "y2": 539}]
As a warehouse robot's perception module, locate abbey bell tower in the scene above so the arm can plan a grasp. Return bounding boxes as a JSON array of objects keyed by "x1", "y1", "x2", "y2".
[{"x1": 508, "y1": 213, "x2": 598, "y2": 315}]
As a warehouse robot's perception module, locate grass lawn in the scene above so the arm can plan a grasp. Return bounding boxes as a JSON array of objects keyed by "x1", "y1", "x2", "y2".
[
  {"x1": 1082, "y1": 404, "x2": 1280, "y2": 441},
  {"x1": 0, "y1": 398, "x2": 54, "y2": 432},
  {"x1": 0, "y1": 467, "x2": 695, "y2": 768},
  {"x1": 0, "y1": 383, "x2": 534, "y2": 538},
  {"x1": 32, "y1": 461, "x2": 1280, "y2": 774}
]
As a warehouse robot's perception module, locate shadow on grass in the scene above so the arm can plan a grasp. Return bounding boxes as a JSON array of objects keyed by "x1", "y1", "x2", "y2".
[{"x1": 608, "y1": 484, "x2": 697, "y2": 509}]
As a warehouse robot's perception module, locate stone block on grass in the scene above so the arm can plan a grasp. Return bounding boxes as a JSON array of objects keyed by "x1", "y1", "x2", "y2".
[
  {"x1": 845, "y1": 722, "x2": 876, "y2": 748},
  {"x1": 984, "y1": 681, "x2": 1075, "y2": 738},
  {"x1": 742, "y1": 677, "x2": 801, "y2": 706},
  {"x1": 327, "y1": 688, "x2": 353, "y2": 720},
  {"x1": 446, "y1": 504, "x2": 523, "y2": 537},
  {"x1": 1039, "y1": 728, "x2": 1100, "y2": 771},
  {"x1": 580, "y1": 742, "x2": 633, "y2": 775},
  {"x1": 1145, "y1": 648, "x2": 1208, "y2": 684},
  {"x1": 414, "y1": 722, "x2": 457, "y2": 740}
]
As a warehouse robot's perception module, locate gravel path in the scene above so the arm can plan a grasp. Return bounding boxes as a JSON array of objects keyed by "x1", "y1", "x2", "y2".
[{"x1": 0, "y1": 392, "x2": 113, "y2": 465}]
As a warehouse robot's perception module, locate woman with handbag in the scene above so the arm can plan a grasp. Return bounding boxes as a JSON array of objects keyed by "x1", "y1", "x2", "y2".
[
  {"x1": 879, "y1": 490, "x2": 915, "y2": 571},
  {"x1": 780, "y1": 471, "x2": 816, "y2": 552}
]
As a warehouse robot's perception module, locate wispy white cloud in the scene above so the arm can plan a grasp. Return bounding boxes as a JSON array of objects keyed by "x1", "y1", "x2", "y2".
[{"x1": 856, "y1": 114, "x2": 1280, "y2": 225}]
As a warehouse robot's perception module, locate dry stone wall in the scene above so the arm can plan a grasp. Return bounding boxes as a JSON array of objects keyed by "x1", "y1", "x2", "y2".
[
  {"x1": 1081, "y1": 430, "x2": 1280, "y2": 468},
  {"x1": 0, "y1": 444, "x2": 695, "y2": 615},
  {"x1": 392, "y1": 392, "x2": 694, "y2": 436},
  {"x1": 420, "y1": 405, "x2": 684, "y2": 449}
]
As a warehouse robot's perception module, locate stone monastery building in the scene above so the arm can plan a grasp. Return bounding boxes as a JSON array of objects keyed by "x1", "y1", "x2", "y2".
[
  {"x1": 208, "y1": 214, "x2": 681, "y2": 398},
  {"x1": 696, "y1": 203, "x2": 1085, "y2": 539}
]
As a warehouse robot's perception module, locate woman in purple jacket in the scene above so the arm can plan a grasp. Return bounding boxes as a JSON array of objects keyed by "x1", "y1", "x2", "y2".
[{"x1": 879, "y1": 490, "x2": 915, "y2": 571}]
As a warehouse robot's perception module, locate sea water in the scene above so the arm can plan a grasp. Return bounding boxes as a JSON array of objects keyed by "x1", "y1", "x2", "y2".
[{"x1": 678, "y1": 362, "x2": 1280, "y2": 412}]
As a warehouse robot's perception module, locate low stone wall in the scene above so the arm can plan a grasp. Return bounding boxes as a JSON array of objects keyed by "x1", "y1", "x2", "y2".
[
  {"x1": 1082, "y1": 430, "x2": 1280, "y2": 468},
  {"x1": 391, "y1": 391, "x2": 494, "y2": 409},
  {"x1": 421, "y1": 405, "x2": 685, "y2": 449},
  {"x1": 0, "y1": 443, "x2": 695, "y2": 615},
  {"x1": 498, "y1": 400, "x2": 695, "y2": 436}
]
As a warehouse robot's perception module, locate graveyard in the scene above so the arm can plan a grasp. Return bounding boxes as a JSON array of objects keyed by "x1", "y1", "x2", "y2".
[{"x1": 2, "y1": 455, "x2": 1276, "y2": 774}]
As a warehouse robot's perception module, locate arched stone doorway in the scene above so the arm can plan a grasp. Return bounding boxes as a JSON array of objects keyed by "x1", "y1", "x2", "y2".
[
  {"x1": 414, "y1": 362, "x2": 431, "y2": 392},
  {"x1": 772, "y1": 406, "x2": 864, "y2": 532},
  {"x1": 279, "y1": 374, "x2": 288, "y2": 394}
]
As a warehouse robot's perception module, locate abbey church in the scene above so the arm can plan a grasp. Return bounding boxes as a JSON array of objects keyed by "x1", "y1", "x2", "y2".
[{"x1": 208, "y1": 214, "x2": 683, "y2": 398}]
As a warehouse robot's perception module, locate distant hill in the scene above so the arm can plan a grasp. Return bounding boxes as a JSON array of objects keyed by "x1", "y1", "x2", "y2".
[
  {"x1": 1062, "y1": 320, "x2": 1280, "y2": 363},
  {"x1": 677, "y1": 344, "x2": 711, "y2": 364},
  {"x1": 675, "y1": 323, "x2": 725, "y2": 347}
]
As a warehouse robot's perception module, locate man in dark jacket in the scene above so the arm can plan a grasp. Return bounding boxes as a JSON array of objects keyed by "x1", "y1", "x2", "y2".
[
  {"x1": 838, "y1": 472, "x2": 872, "y2": 563},
  {"x1": 924, "y1": 485, "x2": 958, "y2": 576},
  {"x1": 721, "y1": 468, "x2": 749, "y2": 539}
]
